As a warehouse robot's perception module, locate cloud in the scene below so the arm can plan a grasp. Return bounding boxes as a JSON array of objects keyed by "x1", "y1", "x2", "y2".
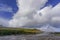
[
  {"x1": 0, "y1": 18, "x2": 9, "y2": 27},
  {"x1": 37, "y1": 24, "x2": 60, "y2": 32},
  {"x1": 9, "y1": 0, "x2": 48, "y2": 27},
  {"x1": 0, "y1": 4, "x2": 13, "y2": 27},
  {"x1": 36, "y1": 3, "x2": 60, "y2": 27},
  {"x1": 9, "y1": 0, "x2": 60, "y2": 29},
  {"x1": 34, "y1": 3, "x2": 60, "y2": 28},
  {"x1": 0, "y1": 4, "x2": 13, "y2": 12},
  {"x1": 49, "y1": 3, "x2": 60, "y2": 27}
]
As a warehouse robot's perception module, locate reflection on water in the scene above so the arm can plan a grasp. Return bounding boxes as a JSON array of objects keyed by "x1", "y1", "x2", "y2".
[{"x1": 0, "y1": 34, "x2": 60, "y2": 40}]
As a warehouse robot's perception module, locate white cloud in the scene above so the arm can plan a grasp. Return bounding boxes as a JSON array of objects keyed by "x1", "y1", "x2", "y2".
[
  {"x1": 0, "y1": 18, "x2": 9, "y2": 27},
  {"x1": 0, "y1": 4, "x2": 13, "y2": 12},
  {"x1": 37, "y1": 24, "x2": 60, "y2": 32},
  {"x1": 9, "y1": 0, "x2": 48, "y2": 27},
  {"x1": 49, "y1": 3, "x2": 60, "y2": 25},
  {"x1": 14, "y1": 0, "x2": 48, "y2": 17},
  {"x1": 9, "y1": 0, "x2": 60, "y2": 29},
  {"x1": 35, "y1": 3, "x2": 60, "y2": 27},
  {"x1": 0, "y1": 4, "x2": 13, "y2": 27}
]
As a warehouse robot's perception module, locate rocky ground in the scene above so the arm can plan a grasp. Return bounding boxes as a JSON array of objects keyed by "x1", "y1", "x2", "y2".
[{"x1": 0, "y1": 34, "x2": 60, "y2": 40}]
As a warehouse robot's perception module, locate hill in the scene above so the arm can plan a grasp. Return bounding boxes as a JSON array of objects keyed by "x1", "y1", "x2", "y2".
[{"x1": 0, "y1": 27, "x2": 41, "y2": 35}]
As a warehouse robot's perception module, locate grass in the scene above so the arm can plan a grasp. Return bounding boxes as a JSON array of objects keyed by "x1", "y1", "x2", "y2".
[
  {"x1": 51, "y1": 32, "x2": 60, "y2": 36},
  {"x1": 0, "y1": 28, "x2": 41, "y2": 35}
]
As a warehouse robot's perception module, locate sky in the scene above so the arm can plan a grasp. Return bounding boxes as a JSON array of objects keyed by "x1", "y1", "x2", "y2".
[
  {"x1": 0, "y1": 0, "x2": 60, "y2": 32},
  {"x1": 0, "y1": 0, "x2": 60, "y2": 19}
]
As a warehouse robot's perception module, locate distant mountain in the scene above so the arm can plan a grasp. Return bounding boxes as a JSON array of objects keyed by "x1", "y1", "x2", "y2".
[
  {"x1": 0, "y1": 25, "x2": 9, "y2": 28},
  {"x1": 0, "y1": 25, "x2": 5, "y2": 28}
]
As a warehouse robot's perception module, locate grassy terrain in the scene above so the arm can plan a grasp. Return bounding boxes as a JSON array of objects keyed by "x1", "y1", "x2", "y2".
[
  {"x1": 51, "y1": 32, "x2": 60, "y2": 36},
  {"x1": 0, "y1": 28, "x2": 41, "y2": 35}
]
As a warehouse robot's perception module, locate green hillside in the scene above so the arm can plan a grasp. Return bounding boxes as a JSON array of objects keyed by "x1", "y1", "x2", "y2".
[{"x1": 0, "y1": 28, "x2": 41, "y2": 35}]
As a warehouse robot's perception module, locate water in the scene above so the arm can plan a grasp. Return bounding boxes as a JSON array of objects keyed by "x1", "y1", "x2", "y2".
[{"x1": 0, "y1": 34, "x2": 60, "y2": 40}]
